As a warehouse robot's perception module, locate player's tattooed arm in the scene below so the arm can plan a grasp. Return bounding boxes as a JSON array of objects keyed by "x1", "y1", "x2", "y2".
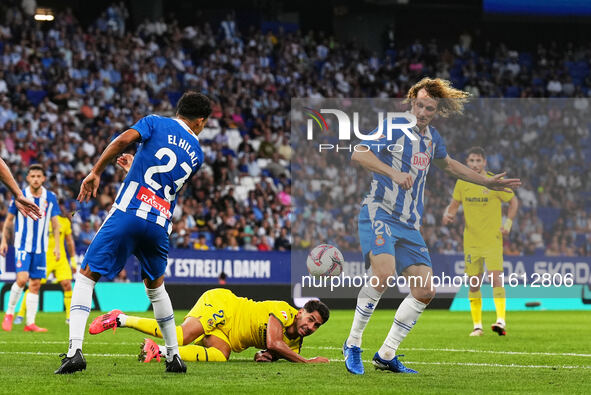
[{"x1": 352, "y1": 150, "x2": 413, "y2": 190}]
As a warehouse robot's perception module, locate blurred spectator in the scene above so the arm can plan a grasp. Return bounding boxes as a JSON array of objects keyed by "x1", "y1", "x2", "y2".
[
  {"x1": 218, "y1": 271, "x2": 227, "y2": 285},
  {"x1": 193, "y1": 235, "x2": 209, "y2": 250},
  {"x1": 274, "y1": 227, "x2": 291, "y2": 251},
  {"x1": 78, "y1": 221, "x2": 96, "y2": 248},
  {"x1": 114, "y1": 268, "x2": 130, "y2": 282},
  {"x1": 226, "y1": 236, "x2": 240, "y2": 251},
  {"x1": 256, "y1": 236, "x2": 271, "y2": 251}
]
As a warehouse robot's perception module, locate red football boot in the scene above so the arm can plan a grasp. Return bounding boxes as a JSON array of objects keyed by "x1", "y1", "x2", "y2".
[
  {"x1": 2, "y1": 314, "x2": 14, "y2": 331},
  {"x1": 89, "y1": 309, "x2": 123, "y2": 335},
  {"x1": 24, "y1": 323, "x2": 48, "y2": 332},
  {"x1": 139, "y1": 338, "x2": 162, "y2": 363}
]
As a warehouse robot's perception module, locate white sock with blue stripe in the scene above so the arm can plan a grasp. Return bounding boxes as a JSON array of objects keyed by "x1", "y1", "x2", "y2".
[
  {"x1": 378, "y1": 294, "x2": 426, "y2": 360},
  {"x1": 347, "y1": 284, "x2": 384, "y2": 348},
  {"x1": 146, "y1": 284, "x2": 178, "y2": 362},
  {"x1": 68, "y1": 274, "x2": 96, "y2": 357}
]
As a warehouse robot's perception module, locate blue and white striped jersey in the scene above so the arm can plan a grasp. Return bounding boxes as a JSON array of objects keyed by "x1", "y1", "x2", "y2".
[
  {"x1": 361, "y1": 121, "x2": 447, "y2": 230},
  {"x1": 8, "y1": 186, "x2": 60, "y2": 253},
  {"x1": 112, "y1": 115, "x2": 204, "y2": 233}
]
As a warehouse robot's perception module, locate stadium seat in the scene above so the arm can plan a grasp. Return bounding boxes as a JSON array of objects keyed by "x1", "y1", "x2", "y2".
[
  {"x1": 250, "y1": 139, "x2": 261, "y2": 151},
  {"x1": 257, "y1": 158, "x2": 270, "y2": 168},
  {"x1": 166, "y1": 91, "x2": 182, "y2": 107},
  {"x1": 26, "y1": 90, "x2": 48, "y2": 106},
  {"x1": 537, "y1": 207, "x2": 561, "y2": 232},
  {"x1": 240, "y1": 176, "x2": 256, "y2": 191},
  {"x1": 225, "y1": 129, "x2": 241, "y2": 151},
  {"x1": 233, "y1": 185, "x2": 249, "y2": 202},
  {"x1": 198, "y1": 127, "x2": 221, "y2": 141},
  {"x1": 505, "y1": 86, "x2": 521, "y2": 98}
]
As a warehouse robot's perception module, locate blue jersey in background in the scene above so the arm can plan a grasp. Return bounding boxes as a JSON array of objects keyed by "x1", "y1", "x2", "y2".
[{"x1": 8, "y1": 186, "x2": 60, "y2": 253}]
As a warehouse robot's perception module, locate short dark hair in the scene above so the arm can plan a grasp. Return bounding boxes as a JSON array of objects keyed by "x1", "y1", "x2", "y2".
[
  {"x1": 27, "y1": 164, "x2": 45, "y2": 175},
  {"x1": 303, "y1": 300, "x2": 330, "y2": 324},
  {"x1": 176, "y1": 91, "x2": 212, "y2": 120},
  {"x1": 467, "y1": 146, "x2": 486, "y2": 159}
]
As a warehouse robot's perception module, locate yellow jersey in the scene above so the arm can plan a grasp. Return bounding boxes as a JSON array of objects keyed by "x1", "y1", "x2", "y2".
[
  {"x1": 452, "y1": 174, "x2": 514, "y2": 250},
  {"x1": 229, "y1": 297, "x2": 302, "y2": 353},
  {"x1": 46, "y1": 215, "x2": 72, "y2": 265},
  {"x1": 188, "y1": 289, "x2": 303, "y2": 354}
]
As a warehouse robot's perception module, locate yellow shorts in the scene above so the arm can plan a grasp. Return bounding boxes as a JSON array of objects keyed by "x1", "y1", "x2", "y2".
[
  {"x1": 185, "y1": 289, "x2": 237, "y2": 349},
  {"x1": 464, "y1": 248, "x2": 503, "y2": 276},
  {"x1": 46, "y1": 258, "x2": 72, "y2": 282}
]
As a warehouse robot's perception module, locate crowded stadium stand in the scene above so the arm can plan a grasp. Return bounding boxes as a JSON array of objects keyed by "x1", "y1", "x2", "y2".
[
  {"x1": 1, "y1": 2, "x2": 591, "y2": 391},
  {"x1": 0, "y1": 0, "x2": 589, "y2": 271}
]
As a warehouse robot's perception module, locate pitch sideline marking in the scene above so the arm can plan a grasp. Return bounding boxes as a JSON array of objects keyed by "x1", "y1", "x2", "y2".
[
  {"x1": 329, "y1": 358, "x2": 591, "y2": 369},
  {"x1": 0, "y1": 340, "x2": 138, "y2": 345},
  {"x1": 0, "y1": 351, "x2": 137, "y2": 357},
  {"x1": 3, "y1": 343, "x2": 591, "y2": 358},
  {"x1": 310, "y1": 346, "x2": 591, "y2": 358},
  {"x1": 0, "y1": 351, "x2": 590, "y2": 369}
]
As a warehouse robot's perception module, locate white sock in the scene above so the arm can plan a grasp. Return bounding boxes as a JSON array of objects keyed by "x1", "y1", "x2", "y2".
[
  {"x1": 146, "y1": 284, "x2": 178, "y2": 362},
  {"x1": 346, "y1": 285, "x2": 383, "y2": 347},
  {"x1": 378, "y1": 294, "x2": 427, "y2": 360},
  {"x1": 118, "y1": 313, "x2": 128, "y2": 327},
  {"x1": 158, "y1": 345, "x2": 166, "y2": 356},
  {"x1": 25, "y1": 292, "x2": 39, "y2": 326},
  {"x1": 6, "y1": 282, "x2": 24, "y2": 315},
  {"x1": 67, "y1": 274, "x2": 96, "y2": 357}
]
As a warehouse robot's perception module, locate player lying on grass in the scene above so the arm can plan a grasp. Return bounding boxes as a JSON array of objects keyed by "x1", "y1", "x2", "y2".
[{"x1": 89, "y1": 288, "x2": 330, "y2": 364}]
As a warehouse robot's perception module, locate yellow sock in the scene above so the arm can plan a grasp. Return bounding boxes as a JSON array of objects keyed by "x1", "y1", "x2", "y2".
[
  {"x1": 64, "y1": 290, "x2": 72, "y2": 319},
  {"x1": 179, "y1": 345, "x2": 227, "y2": 362},
  {"x1": 124, "y1": 315, "x2": 185, "y2": 345},
  {"x1": 493, "y1": 287, "x2": 506, "y2": 322},
  {"x1": 17, "y1": 289, "x2": 29, "y2": 317},
  {"x1": 468, "y1": 290, "x2": 482, "y2": 328}
]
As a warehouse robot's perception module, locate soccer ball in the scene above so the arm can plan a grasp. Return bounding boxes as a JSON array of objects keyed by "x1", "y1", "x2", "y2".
[{"x1": 306, "y1": 244, "x2": 344, "y2": 277}]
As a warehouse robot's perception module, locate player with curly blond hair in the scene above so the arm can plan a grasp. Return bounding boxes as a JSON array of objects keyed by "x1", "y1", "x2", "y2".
[
  {"x1": 343, "y1": 78, "x2": 521, "y2": 375},
  {"x1": 406, "y1": 77, "x2": 471, "y2": 117}
]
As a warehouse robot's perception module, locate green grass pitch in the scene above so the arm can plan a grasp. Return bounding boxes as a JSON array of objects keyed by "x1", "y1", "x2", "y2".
[{"x1": 1, "y1": 310, "x2": 590, "y2": 394}]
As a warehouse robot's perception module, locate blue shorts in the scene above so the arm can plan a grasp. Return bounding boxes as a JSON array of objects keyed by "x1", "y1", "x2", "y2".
[
  {"x1": 358, "y1": 205, "x2": 431, "y2": 275},
  {"x1": 81, "y1": 209, "x2": 169, "y2": 280},
  {"x1": 14, "y1": 249, "x2": 46, "y2": 279}
]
